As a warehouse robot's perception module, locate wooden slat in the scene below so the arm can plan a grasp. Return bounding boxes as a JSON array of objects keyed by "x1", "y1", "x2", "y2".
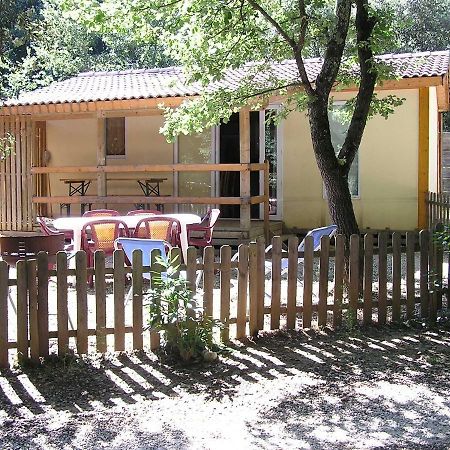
[
  {"x1": 150, "y1": 248, "x2": 162, "y2": 350},
  {"x1": 349, "y1": 235, "x2": 360, "y2": 322},
  {"x1": 10, "y1": 118, "x2": 17, "y2": 230},
  {"x1": 28, "y1": 260, "x2": 39, "y2": 361},
  {"x1": 392, "y1": 233, "x2": 402, "y2": 322},
  {"x1": 418, "y1": 88, "x2": 430, "y2": 229},
  {"x1": 270, "y1": 236, "x2": 282, "y2": 330},
  {"x1": 76, "y1": 251, "x2": 88, "y2": 354},
  {"x1": 406, "y1": 232, "x2": 416, "y2": 319},
  {"x1": 419, "y1": 230, "x2": 429, "y2": 318},
  {"x1": 95, "y1": 251, "x2": 107, "y2": 352},
  {"x1": 302, "y1": 236, "x2": 313, "y2": 329},
  {"x1": 37, "y1": 252, "x2": 49, "y2": 357},
  {"x1": 236, "y1": 244, "x2": 249, "y2": 339},
  {"x1": 318, "y1": 236, "x2": 330, "y2": 327},
  {"x1": 248, "y1": 242, "x2": 258, "y2": 336},
  {"x1": 363, "y1": 234, "x2": 373, "y2": 325},
  {"x1": 132, "y1": 249, "x2": 143, "y2": 350},
  {"x1": 113, "y1": 249, "x2": 126, "y2": 352},
  {"x1": 220, "y1": 246, "x2": 231, "y2": 341},
  {"x1": 5, "y1": 118, "x2": 12, "y2": 229},
  {"x1": 16, "y1": 260, "x2": 28, "y2": 360},
  {"x1": 0, "y1": 118, "x2": 6, "y2": 229},
  {"x1": 186, "y1": 247, "x2": 198, "y2": 293},
  {"x1": 333, "y1": 235, "x2": 345, "y2": 328},
  {"x1": 435, "y1": 224, "x2": 444, "y2": 312},
  {"x1": 256, "y1": 238, "x2": 265, "y2": 330},
  {"x1": 56, "y1": 252, "x2": 69, "y2": 355},
  {"x1": 378, "y1": 231, "x2": 388, "y2": 325},
  {"x1": 286, "y1": 236, "x2": 299, "y2": 330},
  {"x1": 203, "y1": 246, "x2": 215, "y2": 318},
  {"x1": 0, "y1": 261, "x2": 8, "y2": 367}
]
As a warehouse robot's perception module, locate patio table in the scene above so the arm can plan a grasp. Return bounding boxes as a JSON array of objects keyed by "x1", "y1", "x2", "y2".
[{"x1": 53, "y1": 213, "x2": 201, "y2": 262}]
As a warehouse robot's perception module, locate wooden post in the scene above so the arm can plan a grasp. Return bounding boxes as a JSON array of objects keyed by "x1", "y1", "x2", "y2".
[
  {"x1": 248, "y1": 242, "x2": 258, "y2": 336},
  {"x1": 264, "y1": 160, "x2": 270, "y2": 242},
  {"x1": 333, "y1": 235, "x2": 345, "y2": 328},
  {"x1": 418, "y1": 87, "x2": 430, "y2": 229},
  {"x1": 16, "y1": 260, "x2": 29, "y2": 360},
  {"x1": 239, "y1": 109, "x2": 251, "y2": 233},
  {"x1": 37, "y1": 252, "x2": 49, "y2": 357},
  {"x1": 220, "y1": 245, "x2": 231, "y2": 342},
  {"x1": 76, "y1": 251, "x2": 88, "y2": 354},
  {"x1": 0, "y1": 261, "x2": 8, "y2": 368},
  {"x1": 132, "y1": 249, "x2": 143, "y2": 350},
  {"x1": 270, "y1": 236, "x2": 282, "y2": 330},
  {"x1": 56, "y1": 252, "x2": 69, "y2": 355},
  {"x1": 286, "y1": 236, "x2": 299, "y2": 330},
  {"x1": 113, "y1": 249, "x2": 126, "y2": 352},
  {"x1": 95, "y1": 251, "x2": 107, "y2": 353},
  {"x1": 236, "y1": 244, "x2": 249, "y2": 339},
  {"x1": 97, "y1": 117, "x2": 107, "y2": 209}
]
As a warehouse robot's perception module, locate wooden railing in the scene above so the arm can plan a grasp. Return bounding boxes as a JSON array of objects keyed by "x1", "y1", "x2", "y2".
[
  {"x1": 30, "y1": 162, "x2": 270, "y2": 238},
  {"x1": 0, "y1": 229, "x2": 447, "y2": 368}
]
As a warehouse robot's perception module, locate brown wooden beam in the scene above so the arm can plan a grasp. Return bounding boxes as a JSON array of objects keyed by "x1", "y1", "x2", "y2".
[
  {"x1": 239, "y1": 108, "x2": 251, "y2": 231},
  {"x1": 418, "y1": 87, "x2": 430, "y2": 229}
]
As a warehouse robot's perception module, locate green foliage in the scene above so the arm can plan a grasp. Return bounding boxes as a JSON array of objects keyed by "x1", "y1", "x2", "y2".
[
  {"x1": 0, "y1": 132, "x2": 14, "y2": 160},
  {"x1": 146, "y1": 256, "x2": 223, "y2": 362}
]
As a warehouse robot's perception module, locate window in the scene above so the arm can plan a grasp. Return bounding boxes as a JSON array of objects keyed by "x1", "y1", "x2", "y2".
[
  {"x1": 328, "y1": 104, "x2": 359, "y2": 197},
  {"x1": 106, "y1": 117, "x2": 125, "y2": 157}
]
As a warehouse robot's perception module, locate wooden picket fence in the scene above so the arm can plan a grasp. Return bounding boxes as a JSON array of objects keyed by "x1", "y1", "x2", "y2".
[
  {"x1": 0, "y1": 229, "x2": 447, "y2": 368},
  {"x1": 428, "y1": 191, "x2": 450, "y2": 227}
]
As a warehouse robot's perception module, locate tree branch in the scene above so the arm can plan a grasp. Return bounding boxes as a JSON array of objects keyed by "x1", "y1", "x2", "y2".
[
  {"x1": 338, "y1": 0, "x2": 378, "y2": 174},
  {"x1": 245, "y1": 0, "x2": 296, "y2": 47},
  {"x1": 315, "y1": 0, "x2": 352, "y2": 97}
]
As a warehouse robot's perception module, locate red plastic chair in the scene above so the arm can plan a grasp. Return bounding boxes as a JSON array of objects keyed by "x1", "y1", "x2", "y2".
[
  {"x1": 133, "y1": 217, "x2": 181, "y2": 247},
  {"x1": 81, "y1": 219, "x2": 130, "y2": 273},
  {"x1": 186, "y1": 208, "x2": 220, "y2": 248},
  {"x1": 126, "y1": 210, "x2": 160, "y2": 216},
  {"x1": 83, "y1": 209, "x2": 120, "y2": 217}
]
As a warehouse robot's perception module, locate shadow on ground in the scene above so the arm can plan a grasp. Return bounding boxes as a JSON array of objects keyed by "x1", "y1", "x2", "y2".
[{"x1": 1, "y1": 325, "x2": 450, "y2": 449}]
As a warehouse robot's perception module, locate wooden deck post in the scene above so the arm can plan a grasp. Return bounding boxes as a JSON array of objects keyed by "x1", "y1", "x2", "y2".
[
  {"x1": 97, "y1": 117, "x2": 107, "y2": 208},
  {"x1": 239, "y1": 109, "x2": 251, "y2": 233}
]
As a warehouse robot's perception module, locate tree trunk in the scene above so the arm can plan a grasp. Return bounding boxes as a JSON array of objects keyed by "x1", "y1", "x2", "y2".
[{"x1": 307, "y1": 97, "x2": 360, "y2": 239}]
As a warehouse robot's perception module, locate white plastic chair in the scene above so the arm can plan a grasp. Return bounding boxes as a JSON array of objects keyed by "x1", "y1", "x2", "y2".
[{"x1": 265, "y1": 225, "x2": 338, "y2": 277}]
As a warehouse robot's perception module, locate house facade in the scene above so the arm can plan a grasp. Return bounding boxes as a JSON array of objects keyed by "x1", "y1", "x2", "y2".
[{"x1": 0, "y1": 50, "x2": 449, "y2": 237}]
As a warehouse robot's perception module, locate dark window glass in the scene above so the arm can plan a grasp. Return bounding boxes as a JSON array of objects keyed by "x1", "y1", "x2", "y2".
[{"x1": 106, "y1": 117, "x2": 125, "y2": 156}]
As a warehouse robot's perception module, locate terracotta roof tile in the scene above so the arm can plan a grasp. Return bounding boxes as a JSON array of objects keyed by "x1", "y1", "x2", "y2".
[{"x1": 5, "y1": 50, "x2": 449, "y2": 107}]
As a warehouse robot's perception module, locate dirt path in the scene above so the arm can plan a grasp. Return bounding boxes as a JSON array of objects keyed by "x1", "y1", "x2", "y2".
[{"x1": 1, "y1": 325, "x2": 450, "y2": 449}]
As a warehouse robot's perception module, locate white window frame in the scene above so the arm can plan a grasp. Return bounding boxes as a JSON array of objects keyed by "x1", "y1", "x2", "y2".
[{"x1": 259, "y1": 106, "x2": 283, "y2": 220}]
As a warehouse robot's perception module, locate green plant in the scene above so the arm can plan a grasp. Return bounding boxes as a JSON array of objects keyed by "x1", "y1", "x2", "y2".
[{"x1": 146, "y1": 255, "x2": 223, "y2": 362}]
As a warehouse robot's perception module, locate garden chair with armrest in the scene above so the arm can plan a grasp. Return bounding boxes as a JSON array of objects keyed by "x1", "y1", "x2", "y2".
[
  {"x1": 186, "y1": 208, "x2": 220, "y2": 248},
  {"x1": 134, "y1": 216, "x2": 181, "y2": 247},
  {"x1": 83, "y1": 209, "x2": 120, "y2": 217}
]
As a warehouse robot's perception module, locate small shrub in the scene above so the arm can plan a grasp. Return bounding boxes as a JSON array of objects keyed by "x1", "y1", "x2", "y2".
[{"x1": 146, "y1": 255, "x2": 223, "y2": 363}]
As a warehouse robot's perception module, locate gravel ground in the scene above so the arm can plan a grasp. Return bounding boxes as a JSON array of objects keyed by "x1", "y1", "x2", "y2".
[{"x1": 1, "y1": 325, "x2": 450, "y2": 449}]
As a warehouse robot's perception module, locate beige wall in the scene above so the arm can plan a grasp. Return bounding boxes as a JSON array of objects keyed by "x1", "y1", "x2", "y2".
[
  {"x1": 282, "y1": 89, "x2": 420, "y2": 230},
  {"x1": 47, "y1": 115, "x2": 174, "y2": 215}
]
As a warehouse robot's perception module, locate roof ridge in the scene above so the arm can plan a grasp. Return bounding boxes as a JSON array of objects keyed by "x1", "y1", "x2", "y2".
[{"x1": 77, "y1": 66, "x2": 183, "y2": 78}]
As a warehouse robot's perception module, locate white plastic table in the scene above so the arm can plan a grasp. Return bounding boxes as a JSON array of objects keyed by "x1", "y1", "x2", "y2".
[{"x1": 53, "y1": 213, "x2": 201, "y2": 261}]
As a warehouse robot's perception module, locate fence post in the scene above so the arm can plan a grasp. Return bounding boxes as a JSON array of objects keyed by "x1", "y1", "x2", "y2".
[
  {"x1": 75, "y1": 251, "x2": 88, "y2": 355},
  {"x1": 0, "y1": 261, "x2": 9, "y2": 368},
  {"x1": 392, "y1": 232, "x2": 402, "y2": 323},
  {"x1": 150, "y1": 248, "x2": 163, "y2": 350},
  {"x1": 318, "y1": 235, "x2": 330, "y2": 328},
  {"x1": 348, "y1": 235, "x2": 360, "y2": 323},
  {"x1": 302, "y1": 236, "x2": 313, "y2": 329},
  {"x1": 363, "y1": 234, "x2": 373, "y2": 325},
  {"x1": 113, "y1": 249, "x2": 126, "y2": 352},
  {"x1": 419, "y1": 230, "x2": 430, "y2": 318},
  {"x1": 333, "y1": 235, "x2": 345, "y2": 329},
  {"x1": 378, "y1": 231, "x2": 388, "y2": 325},
  {"x1": 28, "y1": 260, "x2": 39, "y2": 362},
  {"x1": 256, "y1": 238, "x2": 265, "y2": 330},
  {"x1": 56, "y1": 252, "x2": 69, "y2": 356},
  {"x1": 132, "y1": 249, "x2": 143, "y2": 350},
  {"x1": 186, "y1": 247, "x2": 197, "y2": 294},
  {"x1": 220, "y1": 245, "x2": 231, "y2": 342},
  {"x1": 203, "y1": 246, "x2": 215, "y2": 318},
  {"x1": 16, "y1": 259, "x2": 29, "y2": 361},
  {"x1": 270, "y1": 236, "x2": 282, "y2": 330},
  {"x1": 435, "y1": 223, "x2": 444, "y2": 312},
  {"x1": 236, "y1": 244, "x2": 249, "y2": 339},
  {"x1": 95, "y1": 251, "x2": 107, "y2": 353},
  {"x1": 37, "y1": 252, "x2": 49, "y2": 357},
  {"x1": 406, "y1": 232, "x2": 416, "y2": 320},
  {"x1": 287, "y1": 236, "x2": 299, "y2": 330},
  {"x1": 249, "y1": 242, "x2": 259, "y2": 336}
]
